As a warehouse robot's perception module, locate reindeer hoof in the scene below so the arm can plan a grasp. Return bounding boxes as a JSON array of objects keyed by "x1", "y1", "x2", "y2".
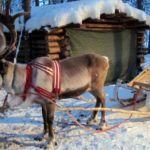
[
  {"x1": 45, "y1": 138, "x2": 56, "y2": 150},
  {"x1": 34, "y1": 135, "x2": 43, "y2": 141},
  {"x1": 34, "y1": 133, "x2": 48, "y2": 141},
  {"x1": 87, "y1": 117, "x2": 98, "y2": 125},
  {"x1": 44, "y1": 143, "x2": 54, "y2": 150},
  {"x1": 97, "y1": 122, "x2": 108, "y2": 130}
]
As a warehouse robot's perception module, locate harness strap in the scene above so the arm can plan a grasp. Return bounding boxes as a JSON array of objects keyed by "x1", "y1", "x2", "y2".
[
  {"x1": 31, "y1": 85, "x2": 56, "y2": 100},
  {"x1": 31, "y1": 62, "x2": 53, "y2": 76},
  {"x1": 23, "y1": 61, "x2": 61, "y2": 101},
  {"x1": 52, "y1": 61, "x2": 61, "y2": 94},
  {"x1": 22, "y1": 64, "x2": 32, "y2": 101}
]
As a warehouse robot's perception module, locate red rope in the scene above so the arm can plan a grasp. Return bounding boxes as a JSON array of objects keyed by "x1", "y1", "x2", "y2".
[
  {"x1": 66, "y1": 111, "x2": 132, "y2": 134},
  {"x1": 64, "y1": 92, "x2": 141, "y2": 134},
  {"x1": 31, "y1": 85, "x2": 56, "y2": 100},
  {"x1": 22, "y1": 64, "x2": 32, "y2": 101}
]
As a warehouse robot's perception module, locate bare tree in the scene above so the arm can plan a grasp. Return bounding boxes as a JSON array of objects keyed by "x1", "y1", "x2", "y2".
[
  {"x1": 35, "y1": 0, "x2": 39, "y2": 6},
  {"x1": 137, "y1": 0, "x2": 144, "y2": 10},
  {"x1": 22, "y1": 0, "x2": 31, "y2": 21},
  {"x1": 0, "y1": 0, "x2": 2, "y2": 29}
]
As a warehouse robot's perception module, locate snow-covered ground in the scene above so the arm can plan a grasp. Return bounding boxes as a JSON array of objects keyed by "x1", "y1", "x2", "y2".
[{"x1": 0, "y1": 54, "x2": 150, "y2": 150}]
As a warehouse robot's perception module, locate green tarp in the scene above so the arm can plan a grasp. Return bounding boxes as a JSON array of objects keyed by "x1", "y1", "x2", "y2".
[{"x1": 66, "y1": 28, "x2": 137, "y2": 84}]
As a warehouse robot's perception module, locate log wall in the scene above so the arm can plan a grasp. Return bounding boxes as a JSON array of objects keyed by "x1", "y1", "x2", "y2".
[
  {"x1": 46, "y1": 28, "x2": 71, "y2": 59},
  {"x1": 5, "y1": 28, "x2": 71, "y2": 63},
  {"x1": 136, "y1": 30, "x2": 149, "y2": 66}
]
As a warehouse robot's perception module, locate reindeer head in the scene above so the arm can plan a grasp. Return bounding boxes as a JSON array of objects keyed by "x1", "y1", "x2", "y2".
[{"x1": 0, "y1": 0, "x2": 29, "y2": 112}]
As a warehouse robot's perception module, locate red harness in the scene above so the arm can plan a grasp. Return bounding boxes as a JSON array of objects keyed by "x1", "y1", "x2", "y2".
[{"x1": 22, "y1": 61, "x2": 61, "y2": 101}]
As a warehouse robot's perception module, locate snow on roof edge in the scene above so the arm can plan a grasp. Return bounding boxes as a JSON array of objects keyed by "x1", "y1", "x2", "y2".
[{"x1": 14, "y1": 0, "x2": 150, "y2": 32}]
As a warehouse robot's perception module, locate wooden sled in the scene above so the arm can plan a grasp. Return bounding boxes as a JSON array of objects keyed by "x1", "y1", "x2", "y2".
[{"x1": 113, "y1": 69, "x2": 150, "y2": 106}]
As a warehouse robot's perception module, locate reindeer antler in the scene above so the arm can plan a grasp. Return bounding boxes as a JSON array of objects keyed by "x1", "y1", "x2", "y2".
[{"x1": 0, "y1": 0, "x2": 30, "y2": 59}]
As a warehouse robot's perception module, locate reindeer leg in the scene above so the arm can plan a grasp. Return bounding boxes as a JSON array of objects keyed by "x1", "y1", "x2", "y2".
[
  {"x1": 45, "y1": 103, "x2": 56, "y2": 149},
  {"x1": 87, "y1": 94, "x2": 101, "y2": 124},
  {"x1": 87, "y1": 90, "x2": 107, "y2": 130},
  {"x1": 42, "y1": 104, "x2": 48, "y2": 135},
  {"x1": 97, "y1": 90, "x2": 108, "y2": 130},
  {"x1": 98, "y1": 98, "x2": 108, "y2": 130},
  {"x1": 34, "y1": 104, "x2": 48, "y2": 141}
]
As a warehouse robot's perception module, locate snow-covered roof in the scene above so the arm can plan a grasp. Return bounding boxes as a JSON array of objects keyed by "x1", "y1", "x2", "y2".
[{"x1": 21, "y1": 0, "x2": 150, "y2": 32}]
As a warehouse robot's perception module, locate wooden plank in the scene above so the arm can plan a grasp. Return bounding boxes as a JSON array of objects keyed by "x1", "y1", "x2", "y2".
[
  {"x1": 101, "y1": 13, "x2": 126, "y2": 19},
  {"x1": 31, "y1": 51, "x2": 47, "y2": 54},
  {"x1": 133, "y1": 82, "x2": 150, "y2": 90},
  {"x1": 48, "y1": 42, "x2": 60, "y2": 47},
  {"x1": 126, "y1": 24, "x2": 149, "y2": 29},
  {"x1": 80, "y1": 23, "x2": 124, "y2": 28},
  {"x1": 30, "y1": 34, "x2": 45, "y2": 38},
  {"x1": 49, "y1": 28, "x2": 64, "y2": 34},
  {"x1": 31, "y1": 45, "x2": 46, "y2": 49},
  {"x1": 59, "y1": 107, "x2": 150, "y2": 116},
  {"x1": 48, "y1": 45, "x2": 71, "y2": 53},
  {"x1": 48, "y1": 54, "x2": 60, "y2": 60},
  {"x1": 137, "y1": 30, "x2": 145, "y2": 33},
  {"x1": 137, "y1": 36, "x2": 144, "y2": 41},
  {"x1": 75, "y1": 27, "x2": 122, "y2": 31},
  {"x1": 48, "y1": 47, "x2": 61, "y2": 54},
  {"x1": 47, "y1": 35, "x2": 65, "y2": 41},
  {"x1": 31, "y1": 40, "x2": 46, "y2": 45},
  {"x1": 83, "y1": 18, "x2": 122, "y2": 24},
  {"x1": 137, "y1": 40, "x2": 144, "y2": 44},
  {"x1": 128, "y1": 69, "x2": 150, "y2": 89}
]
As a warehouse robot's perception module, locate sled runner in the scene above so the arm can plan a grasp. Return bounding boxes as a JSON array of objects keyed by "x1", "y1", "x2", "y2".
[{"x1": 113, "y1": 69, "x2": 150, "y2": 106}]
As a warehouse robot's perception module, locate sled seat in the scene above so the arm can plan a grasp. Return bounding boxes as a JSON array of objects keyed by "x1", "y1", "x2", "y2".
[
  {"x1": 127, "y1": 69, "x2": 150, "y2": 91},
  {"x1": 113, "y1": 69, "x2": 150, "y2": 106}
]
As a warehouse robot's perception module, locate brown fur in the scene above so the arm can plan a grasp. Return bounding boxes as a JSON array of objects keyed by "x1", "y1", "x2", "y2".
[{"x1": 0, "y1": 53, "x2": 109, "y2": 148}]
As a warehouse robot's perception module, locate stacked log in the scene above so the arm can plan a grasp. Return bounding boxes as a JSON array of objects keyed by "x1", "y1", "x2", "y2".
[
  {"x1": 30, "y1": 30, "x2": 48, "y2": 60},
  {"x1": 136, "y1": 30, "x2": 149, "y2": 65},
  {"x1": 30, "y1": 28, "x2": 71, "y2": 61},
  {"x1": 46, "y1": 28, "x2": 71, "y2": 59}
]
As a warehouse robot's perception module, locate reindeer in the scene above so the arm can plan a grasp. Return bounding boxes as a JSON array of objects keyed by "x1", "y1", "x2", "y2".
[{"x1": 0, "y1": 0, "x2": 109, "y2": 148}]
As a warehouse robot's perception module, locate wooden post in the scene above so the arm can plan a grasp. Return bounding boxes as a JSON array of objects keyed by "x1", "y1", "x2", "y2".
[
  {"x1": 59, "y1": 107, "x2": 150, "y2": 116},
  {"x1": 137, "y1": 30, "x2": 145, "y2": 67},
  {"x1": 136, "y1": 0, "x2": 148, "y2": 67},
  {"x1": 22, "y1": 0, "x2": 31, "y2": 63}
]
